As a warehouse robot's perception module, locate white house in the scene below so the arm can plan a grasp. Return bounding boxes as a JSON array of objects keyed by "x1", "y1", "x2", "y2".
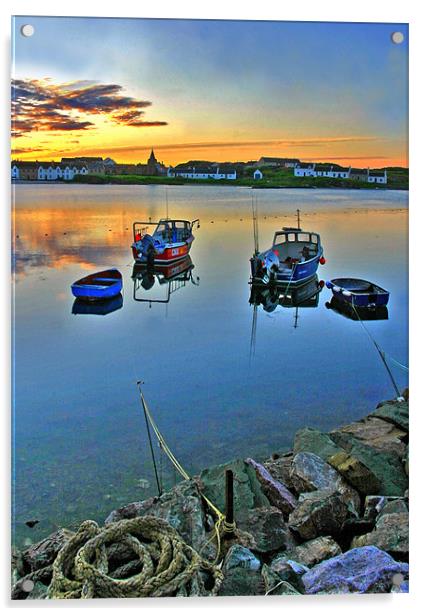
[
  {"x1": 315, "y1": 165, "x2": 351, "y2": 179},
  {"x1": 253, "y1": 169, "x2": 263, "y2": 180},
  {"x1": 37, "y1": 162, "x2": 88, "y2": 181},
  {"x1": 294, "y1": 163, "x2": 316, "y2": 177},
  {"x1": 168, "y1": 165, "x2": 237, "y2": 180},
  {"x1": 367, "y1": 170, "x2": 387, "y2": 184},
  {"x1": 11, "y1": 164, "x2": 20, "y2": 180}
]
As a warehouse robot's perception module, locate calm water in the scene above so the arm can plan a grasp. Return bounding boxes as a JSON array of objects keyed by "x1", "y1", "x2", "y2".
[{"x1": 12, "y1": 184, "x2": 408, "y2": 545}]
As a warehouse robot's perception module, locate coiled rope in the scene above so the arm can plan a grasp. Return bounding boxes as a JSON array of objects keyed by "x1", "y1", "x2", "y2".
[
  {"x1": 48, "y1": 516, "x2": 223, "y2": 599},
  {"x1": 137, "y1": 382, "x2": 236, "y2": 563}
]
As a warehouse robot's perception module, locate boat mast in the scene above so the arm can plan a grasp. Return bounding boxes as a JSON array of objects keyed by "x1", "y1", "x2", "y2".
[
  {"x1": 296, "y1": 208, "x2": 301, "y2": 229},
  {"x1": 252, "y1": 195, "x2": 259, "y2": 255}
]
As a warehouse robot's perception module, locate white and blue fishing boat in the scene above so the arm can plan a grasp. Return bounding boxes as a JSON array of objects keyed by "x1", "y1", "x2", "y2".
[
  {"x1": 326, "y1": 278, "x2": 390, "y2": 308},
  {"x1": 250, "y1": 226, "x2": 325, "y2": 286},
  {"x1": 71, "y1": 269, "x2": 122, "y2": 301}
]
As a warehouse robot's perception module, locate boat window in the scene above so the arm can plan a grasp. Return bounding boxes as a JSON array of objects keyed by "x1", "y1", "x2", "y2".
[
  {"x1": 311, "y1": 235, "x2": 318, "y2": 244},
  {"x1": 287, "y1": 233, "x2": 296, "y2": 242},
  {"x1": 298, "y1": 233, "x2": 310, "y2": 242}
]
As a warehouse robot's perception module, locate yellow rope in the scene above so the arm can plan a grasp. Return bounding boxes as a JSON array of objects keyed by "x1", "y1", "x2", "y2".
[{"x1": 137, "y1": 384, "x2": 236, "y2": 563}]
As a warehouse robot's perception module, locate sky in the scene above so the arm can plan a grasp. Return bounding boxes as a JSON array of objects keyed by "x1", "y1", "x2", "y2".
[{"x1": 11, "y1": 17, "x2": 408, "y2": 167}]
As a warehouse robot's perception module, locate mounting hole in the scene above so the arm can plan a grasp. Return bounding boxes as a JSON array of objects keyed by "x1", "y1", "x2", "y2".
[
  {"x1": 21, "y1": 579, "x2": 34, "y2": 593},
  {"x1": 391, "y1": 31, "x2": 404, "y2": 44},
  {"x1": 21, "y1": 24, "x2": 35, "y2": 37}
]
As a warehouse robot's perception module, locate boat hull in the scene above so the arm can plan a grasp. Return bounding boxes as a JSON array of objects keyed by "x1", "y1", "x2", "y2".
[
  {"x1": 250, "y1": 252, "x2": 322, "y2": 287},
  {"x1": 326, "y1": 278, "x2": 389, "y2": 308},
  {"x1": 71, "y1": 269, "x2": 123, "y2": 301},
  {"x1": 132, "y1": 240, "x2": 193, "y2": 264}
]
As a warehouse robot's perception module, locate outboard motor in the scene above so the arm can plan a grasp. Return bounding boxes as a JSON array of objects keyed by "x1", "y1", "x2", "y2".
[
  {"x1": 257, "y1": 249, "x2": 280, "y2": 285},
  {"x1": 133, "y1": 234, "x2": 156, "y2": 264}
]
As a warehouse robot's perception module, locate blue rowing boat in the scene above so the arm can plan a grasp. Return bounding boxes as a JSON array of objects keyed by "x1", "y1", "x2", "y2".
[
  {"x1": 326, "y1": 278, "x2": 389, "y2": 308},
  {"x1": 71, "y1": 269, "x2": 122, "y2": 301}
]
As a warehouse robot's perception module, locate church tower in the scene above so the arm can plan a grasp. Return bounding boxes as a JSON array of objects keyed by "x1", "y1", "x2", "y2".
[{"x1": 147, "y1": 149, "x2": 158, "y2": 175}]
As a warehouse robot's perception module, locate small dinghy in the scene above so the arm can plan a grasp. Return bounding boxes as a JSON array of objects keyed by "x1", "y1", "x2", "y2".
[
  {"x1": 71, "y1": 269, "x2": 122, "y2": 301},
  {"x1": 72, "y1": 294, "x2": 123, "y2": 315},
  {"x1": 326, "y1": 278, "x2": 389, "y2": 308}
]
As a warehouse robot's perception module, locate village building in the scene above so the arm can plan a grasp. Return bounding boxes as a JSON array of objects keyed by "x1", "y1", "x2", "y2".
[
  {"x1": 168, "y1": 164, "x2": 237, "y2": 180},
  {"x1": 349, "y1": 168, "x2": 369, "y2": 182},
  {"x1": 294, "y1": 162, "x2": 317, "y2": 177},
  {"x1": 111, "y1": 150, "x2": 166, "y2": 176},
  {"x1": 315, "y1": 165, "x2": 351, "y2": 179},
  {"x1": 367, "y1": 169, "x2": 387, "y2": 184},
  {"x1": 257, "y1": 157, "x2": 300, "y2": 168},
  {"x1": 12, "y1": 160, "x2": 88, "y2": 181},
  {"x1": 11, "y1": 161, "x2": 38, "y2": 180},
  {"x1": 253, "y1": 169, "x2": 263, "y2": 180},
  {"x1": 61, "y1": 157, "x2": 106, "y2": 174}
]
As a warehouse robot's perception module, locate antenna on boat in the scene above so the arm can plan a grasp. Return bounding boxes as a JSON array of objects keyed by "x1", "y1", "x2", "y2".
[
  {"x1": 252, "y1": 194, "x2": 259, "y2": 255},
  {"x1": 165, "y1": 186, "x2": 169, "y2": 220},
  {"x1": 296, "y1": 209, "x2": 301, "y2": 229}
]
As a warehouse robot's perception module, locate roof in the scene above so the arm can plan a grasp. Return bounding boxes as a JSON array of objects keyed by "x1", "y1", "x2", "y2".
[
  {"x1": 369, "y1": 170, "x2": 386, "y2": 177},
  {"x1": 11, "y1": 161, "x2": 39, "y2": 168},
  {"x1": 259, "y1": 157, "x2": 300, "y2": 163},
  {"x1": 350, "y1": 168, "x2": 368, "y2": 174},
  {"x1": 296, "y1": 162, "x2": 315, "y2": 169}
]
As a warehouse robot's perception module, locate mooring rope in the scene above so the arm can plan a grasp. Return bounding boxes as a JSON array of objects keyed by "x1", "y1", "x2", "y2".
[
  {"x1": 137, "y1": 382, "x2": 236, "y2": 563},
  {"x1": 47, "y1": 516, "x2": 223, "y2": 599},
  {"x1": 351, "y1": 301, "x2": 407, "y2": 398}
]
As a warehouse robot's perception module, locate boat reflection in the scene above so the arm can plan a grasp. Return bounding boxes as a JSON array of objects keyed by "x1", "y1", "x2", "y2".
[
  {"x1": 72, "y1": 293, "x2": 124, "y2": 316},
  {"x1": 325, "y1": 296, "x2": 389, "y2": 321},
  {"x1": 250, "y1": 276, "x2": 324, "y2": 314},
  {"x1": 132, "y1": 255, "x2": 199, "y2": 305}
]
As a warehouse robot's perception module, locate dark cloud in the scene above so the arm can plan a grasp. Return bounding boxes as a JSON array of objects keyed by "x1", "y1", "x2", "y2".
[{"x1": 11, "y1": 78, "x2": 168, "y2": 137}]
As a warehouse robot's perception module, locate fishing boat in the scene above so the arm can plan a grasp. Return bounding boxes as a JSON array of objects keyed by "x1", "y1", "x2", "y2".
[
  {"x1": 250, "y1": 226, "x2": 325, "y2": 286},
  {"x1": 71, "y1": 269, "x2": 122, "y2": 301},
  {"x1": 326, "y1": 278, "x2": 390, "y2": 308},
  {"x1": 250, "y1": 276, "x2": 324, "y2": 313},
  {"x1": 325, "y1": 296, "x2": 388, "y2": 321},
  {"x1": 131, "y1": 218, "x2": 200, "y2": 264}
]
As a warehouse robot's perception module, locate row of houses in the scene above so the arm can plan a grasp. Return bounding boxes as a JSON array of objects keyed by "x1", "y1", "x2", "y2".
[
  {"x1": 293, "y1": 163, "x2": 387, "y2": 184},
  {"x1": 11, "y1": 161, "x2": 89, "y2": 181},
  {"x1": 167, "y1": 164, "x2": 237, "y2": 180}
]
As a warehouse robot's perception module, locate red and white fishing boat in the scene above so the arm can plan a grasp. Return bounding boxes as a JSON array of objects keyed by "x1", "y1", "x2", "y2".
[{"x1": 131, "y1": 218, "x2": 200, "y2": 264}]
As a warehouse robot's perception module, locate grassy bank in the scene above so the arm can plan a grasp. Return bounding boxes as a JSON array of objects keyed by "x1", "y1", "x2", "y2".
[{"x1": 71, "y1": 166, "x2": 408, "y2": 190}]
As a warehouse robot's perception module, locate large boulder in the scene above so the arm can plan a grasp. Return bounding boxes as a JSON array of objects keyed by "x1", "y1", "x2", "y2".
[
  {"x1": 331, "y1": 416, "x2": 407, "y2": 458},
  {"x1": 351, "y1": 512, "x2": 409, "y2": 560},
  {"x1": 22, "y1": 528, "x2": 74, "y2": 573},
  {"x1": 289, "y1": 452, "x2": 360, "y2": 514},
  {"x1": 293, "y1": 428, "x2": 343, "y2": 461},
  {"x1": 327, "y1": 451, "x2": 381, "y2": 495},
  {"x1": 370, "y1": 400, "x2": 409, "y2": 431},
  {"x1": 105, "y1": 479, "x2": 209, "y2": 554},
  {"x1": 288, "y1": 490, "x2": 350, "y2": 541},
  {"x1": 218, "y1": 544, "x2": 263, "y2": 596},
  {"x1": 239, "y1": 506, "x2": 297, "y2": 554},
  {"x1": 269, "y1": 557, "x2": 309, "y2": 591},
  {"x1": 263, "y1": 453, "x2": 297, "y2": 493},
  {"x1": 245, "y1": 458, "x2": 297, "y2": 517},
  {"x1": 329, "y1": 432, "x2": 408, "y2": 496},
  {"x1": 302, "y1": 546, "x2": 409, "y2": 594},
  {"x1": 364, "y1": 495, "x2": 408, "y2": 522},
  {"x1": 275, "y1": 536, "x2": 342, "y2": 568},
  {"x1": 261, "y1": 565, "x2": 300, "y2": 595},
  {"x1": 199, "y1": 459, "x2": 269, "y2": 525}
]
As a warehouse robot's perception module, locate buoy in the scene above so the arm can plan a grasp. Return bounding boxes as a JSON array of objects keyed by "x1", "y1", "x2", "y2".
[
  {"x1": 320, "y1": 256, "x2": 326, "y2": 265},
  {"x1": 319, "y1": 280, "x2": 325, "y2": 288}
]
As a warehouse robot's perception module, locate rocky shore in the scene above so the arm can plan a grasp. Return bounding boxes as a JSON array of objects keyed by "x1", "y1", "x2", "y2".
[{"x1": 12, "y1": 392, "x2": 409, "y2": 599}]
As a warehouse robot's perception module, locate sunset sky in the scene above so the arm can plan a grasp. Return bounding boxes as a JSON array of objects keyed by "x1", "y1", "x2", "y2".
[{"x1": 12, "y1": 17, "x2": 408, "y2": 167}]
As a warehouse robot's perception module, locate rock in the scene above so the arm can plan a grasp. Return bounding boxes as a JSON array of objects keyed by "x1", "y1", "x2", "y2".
[
  {"x1": 331, "y1": 416, "x2": 407, "y2": 458},
  {"x1": 329, "y1": 433, "x2": 408, "y2": 496},
  {"x1": 289, "y1": 452, "x2": 360, "y2": 514},
  {"x1": 22, "y1": 528, "x2": 74, "y2": 572},
  {"x1": 27, "y1": 581, "x2": 48, "y2": 600},
  {"x1": 11, "y1": 548, "x2": 26, "y2": 584},
  {"x1": 351, "y1": 512, "x2": 409, "y2": 560},
  {"x1": 270, "y1": 557, "x2": 309, "y2": 590},
  {"x1": 328, "y1": 451, "x2": 381, "y2": 495},
  {"x1": 278, "y1": 536, "x2": 342, "y2": 568},
  {"x1": 105, "y1": 479, "x2": 209, "y2": 555},
  {"x1": 199, "y1": 459, "x2": 269, "y2": 525},
  {"x1": 370, "y1": 401, "x2": 409, "y2": 431},
  {"x1": 263, "y1": 453, "x2": 297, "y2": 493},
  {"x1": 302, "y1": 546, "x2": 409, "y2": 594},
  {"x1": 245, "y1": 458, "x2": 297, "y2": 516},
  {"x1": 364, "y1": 495, "x2": 406, "y2": 522},
  {"x1": 288, "y1": 490, "x2": 350, "y2": 541},
  {"x1": 261, "y1": 565, "x2": 300, "y2": 595},
  {"x1": 293, "y1": 428, "x2": 343, "y2": 461},
  {"x1": 379, "y1": 499, "x2": 408, "y2": 517},
  {"x1": 223, "y1": 545, "x2": 261, "y2": 572},
  {"x1": 219, "y1": 546, "x2": 263, "y2": 596},
  {"x1": 239, "y1": 506, "x2": 296, "y2": 553}
]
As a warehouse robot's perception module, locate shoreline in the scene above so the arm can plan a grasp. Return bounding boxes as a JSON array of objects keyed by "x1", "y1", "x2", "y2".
[{"x1": 12, "y1": 390, "x2": 409, "y2": 599}]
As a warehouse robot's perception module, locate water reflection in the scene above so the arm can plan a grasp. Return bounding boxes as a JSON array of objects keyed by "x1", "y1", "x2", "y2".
[
  {"x1": 325, "y1": 296, "x2": 389, "y2": 321},
  {"x1": 249, "y1": 276, "x2": 324, "y2": 313},
  {"x1": 132, "y1": 256, "x2": 199, "y2": 305},
  {"x1": 72, "y1": 294, "x2": 124, "y2": 316}
]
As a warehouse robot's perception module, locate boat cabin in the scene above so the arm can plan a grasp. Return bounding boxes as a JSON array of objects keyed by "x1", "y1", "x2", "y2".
[
  {"x1": 271, "y1": 227, "x2": 321, "y2": 264},
  {"x1": 134, "y1": 219, "x2": 197, "y2": 246}
]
